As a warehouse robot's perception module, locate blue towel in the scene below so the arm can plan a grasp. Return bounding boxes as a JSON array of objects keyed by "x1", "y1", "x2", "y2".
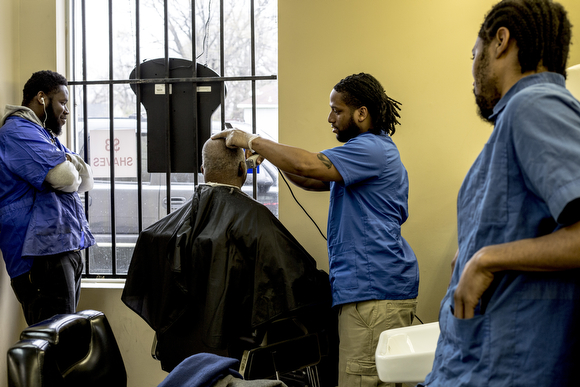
[{"x1": 158, "y1": 353, "x2": 242, "y2": 387}]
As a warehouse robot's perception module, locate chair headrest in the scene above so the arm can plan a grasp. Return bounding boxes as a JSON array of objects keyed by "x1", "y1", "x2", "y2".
[
  {"x1": 22, "y1": 314, "x2": 92, "y2": 373},
  {"x1": 9, "y1": 310, "x2": 127, "y2": 387}
]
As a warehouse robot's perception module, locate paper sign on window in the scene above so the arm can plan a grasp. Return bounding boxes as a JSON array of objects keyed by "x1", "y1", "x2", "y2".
[{"x1": 90, "y1": 129, "x2": 137, "y2": 178}]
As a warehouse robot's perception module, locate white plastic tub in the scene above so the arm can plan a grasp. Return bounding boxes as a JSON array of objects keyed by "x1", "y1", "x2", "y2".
[{"x1": 375, "y1": 322, "x2": 440, "y2": 384}]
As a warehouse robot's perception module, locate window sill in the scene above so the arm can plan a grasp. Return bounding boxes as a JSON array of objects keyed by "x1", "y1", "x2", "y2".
[{"x1": 81, "y1": 278, "x2": 126, "y2": 289}]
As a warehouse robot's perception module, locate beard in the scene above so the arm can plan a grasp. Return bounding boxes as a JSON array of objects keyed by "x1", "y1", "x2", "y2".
[
  {"x1": 43, "y1": 101, "x2": 63, "y2": 136},
  {"x1": 473, "y1": 49, "x2": 501, "y2": 124},
  {"x1": 474, "y1": 91, "x2": 501, "y2": 124},
  {"x1": 336, "y1": 116, "x2": 361, "y2": 143}
]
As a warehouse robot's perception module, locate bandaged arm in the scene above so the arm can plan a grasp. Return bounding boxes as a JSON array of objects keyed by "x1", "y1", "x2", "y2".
[{"x1": 45, "y1": 153, "x2": 94, "y2": 193}]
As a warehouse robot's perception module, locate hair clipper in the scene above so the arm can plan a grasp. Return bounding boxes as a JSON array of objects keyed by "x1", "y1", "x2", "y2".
[{"x1": 246, "y1": 153, "x2": 260, "y2": 169}]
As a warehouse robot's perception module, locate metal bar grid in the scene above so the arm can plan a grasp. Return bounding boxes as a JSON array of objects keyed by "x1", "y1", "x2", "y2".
[
  {"x1": 250, "y1": 0, "x2": 258, "y2": 198},
  {"x1": 81, "y1": 0, "x2": 92, "y2": 273},
  {"x1": 107, "y1": 0, "x2": 118, "y2": 276},
  {"x1": 68, "y1": 75, "x2": 277, "y2": 86},
  {"x1": 70, "y1": 0, "x2": 276, "y2": 277},
  {"x1": 135, "y1": 0, "x2": 143, "y2": 235}
]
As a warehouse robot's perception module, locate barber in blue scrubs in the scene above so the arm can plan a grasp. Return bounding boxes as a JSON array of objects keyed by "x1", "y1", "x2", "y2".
[
  {"x1": 423, "y1": 1, "x2": 580, "y2": 386},
  {"x1": 0, "y1": 70, "x2": 94, "y2": 325},
  {"x1": 214, "y1": 72, "x2": 419, "y2": 387}
]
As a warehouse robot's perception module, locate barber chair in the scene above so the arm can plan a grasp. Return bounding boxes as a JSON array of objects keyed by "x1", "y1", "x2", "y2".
[
  {"x1": 238, "y1": 317, "x2": 324, "y2": 386},
  {"x1": 6, "y1": 310, "x2": 127, "y2": 387},
  {"x1": 152, "y1": 308, "x2": 338, "y2": 386}
]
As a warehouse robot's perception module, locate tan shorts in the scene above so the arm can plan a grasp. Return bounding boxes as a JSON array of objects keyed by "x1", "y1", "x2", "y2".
[{"x1": 337, "y1": 298, "x2": 417, "y2": 387}]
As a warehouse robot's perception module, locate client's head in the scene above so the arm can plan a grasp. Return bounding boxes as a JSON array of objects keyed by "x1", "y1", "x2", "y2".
[{"x1": 202, "y1": 138, "x2": 247, "y2": 188}]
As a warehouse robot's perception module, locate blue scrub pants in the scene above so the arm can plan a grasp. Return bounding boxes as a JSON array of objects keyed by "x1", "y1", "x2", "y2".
[{"x1": 11, "y1": 250, "x2": 83, "y2": 326}]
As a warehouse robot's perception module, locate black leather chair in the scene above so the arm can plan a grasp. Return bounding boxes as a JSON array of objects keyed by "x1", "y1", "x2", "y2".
[
  {"x1": 238, "y1": 316, "x2": 328, "y2": 385},
  {"x1": 6, "y1": 310, "x2": 127, "y2": 387}
]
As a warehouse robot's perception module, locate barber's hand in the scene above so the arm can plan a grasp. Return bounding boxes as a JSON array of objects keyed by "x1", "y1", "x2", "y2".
[
  {"x1": 453, "y1": 247, "x2": 495, "y2": 319},
  {"x1": 66, "y1": 153, "x2": 82, "y2": 170},
  {"x1": 212, "y1": 129, "x2": 255, "y2": 150},
  {"x1": 244, "y1": 149, "x2": 265, "y2": 166}
]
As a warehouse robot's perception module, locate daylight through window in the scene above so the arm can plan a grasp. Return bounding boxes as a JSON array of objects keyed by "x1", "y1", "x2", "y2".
[{"x1": 67, "y1": 0, "x2": 278, "y2": 277}]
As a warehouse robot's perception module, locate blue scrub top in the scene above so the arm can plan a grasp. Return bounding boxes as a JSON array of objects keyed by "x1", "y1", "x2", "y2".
[
  {"x1": 321, "y1": 132, "x2": 419, "y2": 307},
  {"x1": 424, "y1": 73, "x2": 580, "y2": 386},
  {"x1": 0, "y1": 116, "x2": 94, "y2": 278}
]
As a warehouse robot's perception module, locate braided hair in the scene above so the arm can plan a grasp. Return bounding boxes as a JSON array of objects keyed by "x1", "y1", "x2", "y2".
[
  {"x1": 333, "y1": 73, "x2": 401, "y2": 136},
  {"x1": 479, "y1": 0, "x2": 572, "y2": 76},
  {"x1": 22, "y1": 70, "x2": 68, "y2": 106}
]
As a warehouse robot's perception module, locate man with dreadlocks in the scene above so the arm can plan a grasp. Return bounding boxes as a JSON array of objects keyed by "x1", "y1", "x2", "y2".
[
  {"x1": 423, "y1": 0, "x2": 580, "y2": 386},
  {"x1": 213, "y1": 72, "x2": 419, "y2": 387}
]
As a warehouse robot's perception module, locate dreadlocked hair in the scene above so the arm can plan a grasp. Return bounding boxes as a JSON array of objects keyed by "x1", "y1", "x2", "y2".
[
  {"x1": 333, "y1": 73, "x2": 402, "y2": 136},
  {"x1": 22, "y1": 70, "x2": 68, "y2": 106},
  {"x1": 479, "y1": 0, "x2": 572, "y2": 76}
]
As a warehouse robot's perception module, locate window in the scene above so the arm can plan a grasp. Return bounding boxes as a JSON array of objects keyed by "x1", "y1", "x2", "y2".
[{"x1": 67, "y1": 0, "x2": 278, "y2": 277}]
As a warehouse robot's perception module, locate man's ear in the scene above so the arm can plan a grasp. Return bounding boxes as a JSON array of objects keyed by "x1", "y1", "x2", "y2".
[
  {"x1": 356, "y1": 106, "x2": 369, "y2": 123},
  {"x1": 238, "y1": 161, "x2": 245, "y2": 176},
  {"x1": 36, "y1": 92, "x2": 46, "y2": 106},
  {"x1": 494, "y1": 26, "x2": 511, "y2": 59},
  {"x1": 200, "y1": 165, "x2": 204, "y2": 174}
]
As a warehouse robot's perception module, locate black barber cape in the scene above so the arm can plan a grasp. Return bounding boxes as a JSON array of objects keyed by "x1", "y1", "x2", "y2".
[{"x1": 121, "y1": 184, "x2": 332, "y2": 371}]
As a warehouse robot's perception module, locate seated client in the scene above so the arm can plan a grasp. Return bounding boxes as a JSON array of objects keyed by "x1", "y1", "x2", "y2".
[{"x1": 121, "y1": 138, "x2": 333, "y2": 373}]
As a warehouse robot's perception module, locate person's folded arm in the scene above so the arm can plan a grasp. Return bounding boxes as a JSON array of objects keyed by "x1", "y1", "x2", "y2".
[
  {"x1": 454, "y1": 219, "x2": 580, "y2": 319},
  {"x1": 44, "y1": 156, "x2": 81, "y2": 192},
  {"x1": 67, "y1": 153, "x2": 94, "y2": 193}
]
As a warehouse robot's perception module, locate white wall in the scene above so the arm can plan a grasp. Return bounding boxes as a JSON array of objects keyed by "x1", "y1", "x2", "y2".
[{"x1": 77, "y1": 288, "x2": 167, "y2": 386}]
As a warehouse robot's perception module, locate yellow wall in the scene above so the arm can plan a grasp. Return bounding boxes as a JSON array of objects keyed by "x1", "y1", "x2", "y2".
[
  {"x1": 0, "y1": 2, "x2": 27, "y2": 386},
  {"x1": 0, "y1": 0, "x2": 18, "y2": 107},
  {"x1": 277, "y1": 0, "x2": 580, "y2": 323},
  {"x1": 1, "y1": 1, "x2": 580, "y2": 386}
]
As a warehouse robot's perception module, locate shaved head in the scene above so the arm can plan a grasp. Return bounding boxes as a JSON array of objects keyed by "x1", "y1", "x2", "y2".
[{"x1": 202, "y1": 138, "x2": 247, "y2": 187}]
